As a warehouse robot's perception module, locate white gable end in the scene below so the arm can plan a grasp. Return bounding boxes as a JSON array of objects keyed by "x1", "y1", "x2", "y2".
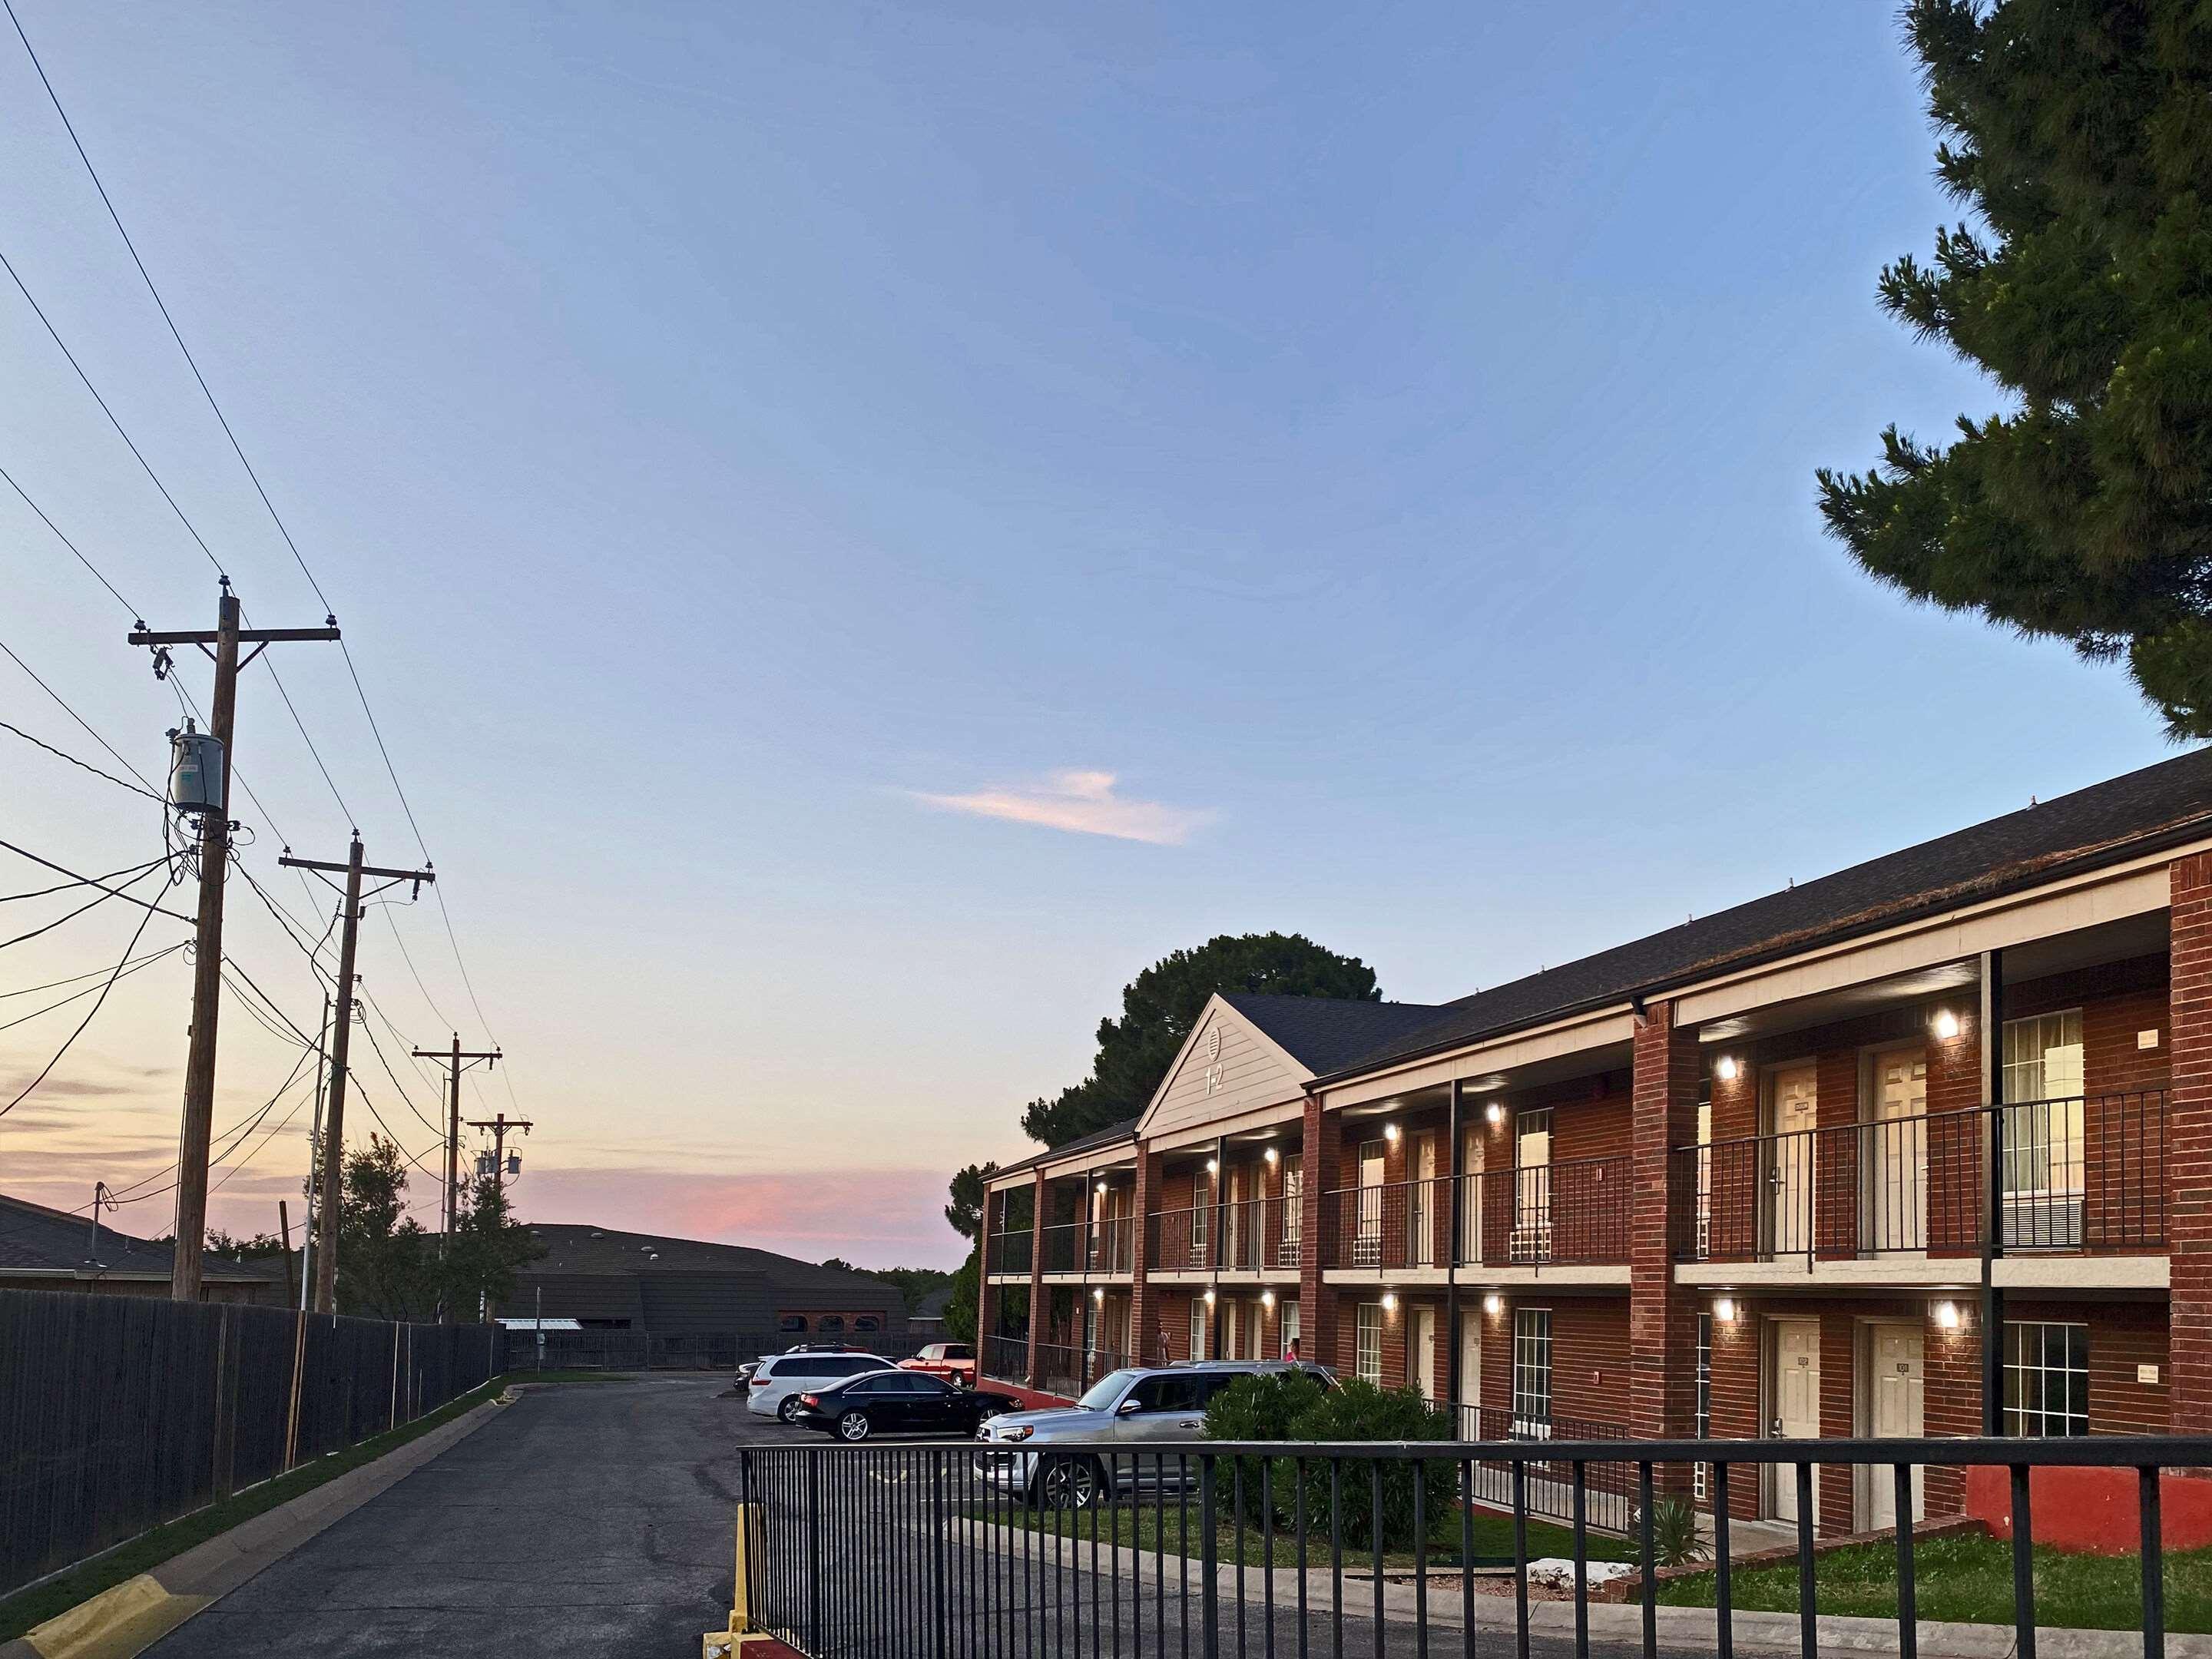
[{"x1": 1137, "y1": 997, "x2": 1309, "y2": 1140}]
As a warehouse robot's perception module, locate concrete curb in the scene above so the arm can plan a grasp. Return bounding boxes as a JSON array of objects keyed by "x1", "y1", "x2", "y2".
[{"x1": 0, "y1": 1395, "x2": 508, "y2": 1659}]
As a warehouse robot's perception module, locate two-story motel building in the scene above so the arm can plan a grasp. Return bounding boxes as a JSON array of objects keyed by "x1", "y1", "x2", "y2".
[{"x1": 978, "y1": 747, "x2": 2212, "y2": 1538}]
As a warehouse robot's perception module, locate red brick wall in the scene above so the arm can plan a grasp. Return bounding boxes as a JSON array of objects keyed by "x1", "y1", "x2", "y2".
[
  {"x1": 1301, "y1": 1095, "x2": 1339, "y2": 1363},
  {"x1": 1630, "y1": 1001, "x2": 1701, "y2": 1448},
  {"x1": 2173, "y1": 853, "x2": 2212, "y2": 1434}
]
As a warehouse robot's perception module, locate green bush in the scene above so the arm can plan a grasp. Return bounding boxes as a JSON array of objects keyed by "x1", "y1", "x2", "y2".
[
  {"x1": 1633, "y1": 1495, "x2": 1709, "y2": 1567},
  {"x1": 1203, "y1": 1372, "x2": 1328, "y2": 1525},
  {"x1": 1203, "y1": 1375, "x2": 1455, "y2": 1552}
]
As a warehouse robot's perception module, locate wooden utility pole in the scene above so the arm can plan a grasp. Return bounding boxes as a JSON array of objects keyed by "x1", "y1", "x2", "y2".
[
  {"x1": 131, "y1": 581, "x2": 339, "y2": 1302},
  {"x1": 416, "y1": 1035, "x2": 500, "y2": 1323},
  {"x1": 281, "y1": 837, "x2": 434, "y2": 1313},
  {"x1": 465, "y1": 1111, "x2": 532, "y2": 1189}
]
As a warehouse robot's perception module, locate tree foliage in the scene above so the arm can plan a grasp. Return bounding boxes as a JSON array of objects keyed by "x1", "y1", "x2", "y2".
[
  {"x1": 1019, "y1": 932, "x2": 1381, "y2": 1148},
  {"x1": 1816, "y1": 1, "x2": 2212, "y2": 734},
  {"x1": 942, "y1": 1247, "x2": 980, "y2": 1344},
  {"x1": 333, "y1": 1135, "x2": 541, "y2": 1321},
  {"x1": 944, "y1": 1162, "x2": 999, "y2": 1242}
]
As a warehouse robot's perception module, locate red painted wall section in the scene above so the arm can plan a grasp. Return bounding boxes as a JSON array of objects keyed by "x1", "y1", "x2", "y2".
[{"x1": 1965, "y1": 1465, "x2": 2212, "y2": 1555}]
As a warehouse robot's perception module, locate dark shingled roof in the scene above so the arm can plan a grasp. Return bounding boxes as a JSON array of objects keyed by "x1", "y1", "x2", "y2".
[
  {"x1": 1220, "y1": 993, "x2": 1447, "y2": 1075},
  {"x1": 518, "y1": 1224, "x2": 900, "y2": 1293},
  {"x1": 1327, "y1": 745, "x2": 2212, "y2": 1081},
  {"x1": 991, "y1": 1114, "x2": 1143, "y2": 1179},
  {"x1": 0, "y1": 1192, "x2": 267, "y2": 1281}
]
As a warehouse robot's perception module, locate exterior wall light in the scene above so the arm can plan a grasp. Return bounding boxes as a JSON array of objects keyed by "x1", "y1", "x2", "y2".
[
  {"x1": 1383, "y1": 1123, "x2": 1401, "y2": 1143},
  {"x1": 1482, "y1": 1294, "x2": 1504, "y2": 1317},
  {"x1": 1715, "y1": 1296, "x2": 1738, "y2": 1323},
  {"x1": 1380, "y1": 1293, "x2": 1398, "y2": 1313},
  {"x1": 1204, "y1": 1288, "x2": 1217, "y2": 1306},
  {"x1": 1934, "y1": 1009, "x2": 1962, "y2": 1040},
  {"x1": 1264, "y1": 1146, "x2": 1280, "y2": 1165},
  {"x1": 1206, "y1": 1157, "x2": 1220, "y2": 1174},
  {"x1": 1485, "y1": 1101, "x2": 1506, "y2": 1126},
  {"x1": 1936, "y1": 1300, "x2": 1962, "y2": 1330},
  {"x1": 1260, "y1": 1290, "x2": 1277, "y2": 1309},
  {"x1": 1092, "y1": 1286, "x2": 1105, "y2": 1303},
  {"x1": 1715, "y1": 1056, "x2": 1740, "y2": 1082}
]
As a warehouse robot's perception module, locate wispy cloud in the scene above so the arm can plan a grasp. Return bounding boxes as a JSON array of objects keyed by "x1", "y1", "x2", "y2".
[{"x1": 913, "y1": 770, "x2": 1212, "y2": 846}]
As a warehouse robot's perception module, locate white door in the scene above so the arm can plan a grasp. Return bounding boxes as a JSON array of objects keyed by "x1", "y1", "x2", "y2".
[
  {"x1": 1772, "y1": 1319, "x2": 1821, "y2": 1523},
  {"x1": 1247, "y1": 1301, "x2": 1263, "y2": 1361},
  {"x1": 1409, "y1": 1135, "x2": 1437, "y2": 1266},
  {"x1": 1412, "y1": 1307, "x2": 1439, "y2": 1402},
  {"x1": 1768, "y1": 1067, "x2": 1818, "y2": 1258},
  {"x1": 1356, "y1": 1143, "x2": 1386, "y2": 1265},
  {"x1": 1865, "y1": 1323, "x2": 1926, "y2": 1532},
  {"x1": 1226, "y1": 1165, "x2": 1245, "y2": 1268},
  {"x1": 1220, "y1": 1297, "x2": 1240, "y2": 1359},
  {"x1": 1459, "y1": 1319, "x2": 1483, "y2": 1435},
  {"x1": 1871, "y1": 1049, "x2": 1929, "y2": 1253}
]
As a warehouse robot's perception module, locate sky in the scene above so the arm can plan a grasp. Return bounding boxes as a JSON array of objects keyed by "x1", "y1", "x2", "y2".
[{"x1": 0, "y1": 3, "x2": 2183, "y2": 1273}]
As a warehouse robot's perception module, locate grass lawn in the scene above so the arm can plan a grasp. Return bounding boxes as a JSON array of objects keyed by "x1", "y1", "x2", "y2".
[
  {"x1": 976, "y1": 1499, "x2": 1635, "y2": 1570},
  {"x1": 0, "y1": 1370, "x2": 621, "y2": 1642},
  {"x1": 1657, "y1": 1532, "x2": 2212, "y2": 1634}
]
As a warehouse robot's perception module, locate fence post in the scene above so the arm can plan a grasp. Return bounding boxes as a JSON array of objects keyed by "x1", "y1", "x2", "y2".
[
  {"x1": 283, "y1": 1306, "x2": 308, "y2": 1471},
  {"x1": 210, "y1": 1305, "x2": 237, "y2": 1498}
]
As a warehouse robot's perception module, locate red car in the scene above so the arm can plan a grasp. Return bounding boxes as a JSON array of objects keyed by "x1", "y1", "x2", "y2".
[{"x1": 899, "y1": 1342, "x2": 976, "y2": 1388}]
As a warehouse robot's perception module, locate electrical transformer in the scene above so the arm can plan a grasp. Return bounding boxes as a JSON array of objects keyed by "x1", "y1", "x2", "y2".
[{"x1": 167, "y1": 724, "x2": 225, "y2": 815}]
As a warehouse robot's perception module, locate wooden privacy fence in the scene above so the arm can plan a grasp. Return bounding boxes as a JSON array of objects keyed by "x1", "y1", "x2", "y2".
[{"x1": 0, "y1": 1287, "x2": 505, "y2": 1598}]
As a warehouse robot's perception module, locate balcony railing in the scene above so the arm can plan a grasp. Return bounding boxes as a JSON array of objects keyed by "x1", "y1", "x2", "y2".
[
  {"x1": 1148, "y1": 1204, "x2": 1214, "y2": 1272},
  {"x1": 1451, "y1": 1405, "x2": 1637, "y2": 1530},
  {"x1": 1088, "y1": 1214, "x2": 1136, "y2": 1273},
  {"x1": 987, "y1": 1217, "x2": 1140, "y2": 1277},
  {"x1": 1318, "y1": 1159, "x2": 1631, "y2": 1270},
  {"x1": 1671, "y1": 1091, "x2": 2167, "y2": 1263}
]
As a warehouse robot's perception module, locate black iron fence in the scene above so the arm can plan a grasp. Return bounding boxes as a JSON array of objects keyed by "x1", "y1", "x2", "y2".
[
  {"x1": 726, "y1": 1432, "x2": 2199, "y2": 1659},
  {"x1": 1673, "y1": 1092, "x2": 2167, "y2": 1264},
  {"x1": 0, "y1": 1287, "x2": 503, "y2": 1598},
  {"x1": 516, "y1": 1329, "x2": 919, "y2": 1373}
]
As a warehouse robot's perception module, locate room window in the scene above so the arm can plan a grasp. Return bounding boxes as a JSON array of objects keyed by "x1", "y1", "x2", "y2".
[
  {"x1": 1693, "y1": 1081, "x2": 1714, "y2": 1260},
  {"x1": 1694, "y1": 1312, "x2": 1713, "y2": 1498},
  {"x1": 2004, "y1": 1321, "x2": 2088, "y2": 1437},
  {"x1": 1355, "y1": 1303, "x2": 1383, "y2": 1382},
  {"x1": 2003, "y1": 1010, "x2": 2085, "y2": 1104},
  {"x1": 1191, "y1": 1177, "x2": 1211, "y2": 1248},
  {"x1": 1281, "y1": 1300, "x2": 1300, "y2": 1359},
  {"x1": 1514, "y1": 1110, "x2": 1553, "y2": 1260},
  {"x1": 1280, "y1": 1158, "x2": 1304, "y2": 1256},
  {"x1": 1512, "y1": 1309, "x2": 1552, "y2": 1435},
  {"x1": 778, "y1": 1314, "x2": 806, "y2": 1333},
  {"x1": 1189, "y1": 1299, "x2": 1209, "y2": 1361},
  {"x1": 2002, "y1": 1011, "x2": 2086, "y2": 1245}
]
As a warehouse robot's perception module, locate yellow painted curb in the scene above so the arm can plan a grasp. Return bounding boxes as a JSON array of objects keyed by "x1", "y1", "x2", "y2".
[{"x1": 21, "y1": 1575, "x2": 207, "y2": 1659}]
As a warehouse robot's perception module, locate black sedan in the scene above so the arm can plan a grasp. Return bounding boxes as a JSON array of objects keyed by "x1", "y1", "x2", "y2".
[{"x1": 790, "y1": 1369, "x2": 1018, "y2": 1441}]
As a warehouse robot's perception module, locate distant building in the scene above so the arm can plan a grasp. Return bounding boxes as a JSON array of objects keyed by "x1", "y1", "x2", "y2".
[
  {"x1": 909, "y1": 1286, "x2": 952, "y2": 1336},
  {"x1": 499, "y1": 1224, "x2": 912, "y2": 1350},
  {"x1": 0, "y1": 1192, "x2": 282, "y2": 1303}
]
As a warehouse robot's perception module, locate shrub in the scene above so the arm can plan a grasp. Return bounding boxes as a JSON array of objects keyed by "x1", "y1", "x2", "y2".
[
  {"x1": 1203, "y1": 1372, "x2": 1328, "y2": 1525},
  {"x1": 1634, "y1": 1495, "x2": 1710, "y2": 1567},
  {"x1": 1204, "y1": 1375, "x2": 1455, "y2": 1551}
]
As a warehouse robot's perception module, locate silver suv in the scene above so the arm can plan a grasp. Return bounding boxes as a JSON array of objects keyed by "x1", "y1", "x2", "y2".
[{"x1": 974, "y1": 1359, "x2": 1333, "y2": 1509}]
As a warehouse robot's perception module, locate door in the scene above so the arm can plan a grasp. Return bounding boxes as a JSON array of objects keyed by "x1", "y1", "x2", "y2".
[
  {"x1": 1248, "y1": 1302, "x2": 1263, "y2": 1362},
  {"x1": 1412, "y1": 1307, "x2": 1439, "y2": 1402},
  {"x1": 1869, "y1": 1048, "x2": 1929, "y2": 1253},
  {"x1": 1356, "y1": 1142, "x2": 1386, "y2": 1265},
  {"x1": 1865, "y1": 1323, "x2": 1926, "y2": 1531},
  {"x1": 1771, "y1": 1320, "x2": 1821, "y2": 1523},
  {"x1": 1767, "y1": 1066, "x2": 1818, "y2": 1258},
  {"x1": 1459, "y1": 1128, "x2": 1485, "y2": 1265},
  {"x1": 1111, "y1": 1371, "x2": 1209, "y2": 1445},
  {"x1": 1409, "y1": 1136, "x2": 1437, "y2": 1266},
  {"x1": 1226, "y1": 1164, "x2": 1246, "y2": 1268},
  {"x1": 1281, "y1": 1300, "x2": 1300, "y2": 1359},
  {"x1": 1458, "y1": 1318, "x2": 1483, "y2": 1435},
  {"x1": 1220, "y1": 1298, "x2": 1240, "y2": 1359}
]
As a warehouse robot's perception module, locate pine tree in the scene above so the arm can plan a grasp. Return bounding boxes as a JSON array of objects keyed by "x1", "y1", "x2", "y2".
[{"x1": 1816, "y1": 1, "x2": 2212, "y2": 734}]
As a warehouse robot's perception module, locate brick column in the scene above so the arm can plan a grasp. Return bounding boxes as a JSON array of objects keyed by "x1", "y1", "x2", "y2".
[
  {"x1": 1300, "y1": 1094, "x2": 1340, "y2": 1369},
  {"x1": 1129, "y1": 1146, "x2": 1162, "y2": 1363},
  {"x1": 1025, "y1": 1170, "x2": 1047, "y2": 1389},
  {"x1": 2171, "y1": 854, "x2": 2212, "y2": 1432},
  {"x1": 1629, "y1": 999, "x2": 1701, "y2": 1448}
]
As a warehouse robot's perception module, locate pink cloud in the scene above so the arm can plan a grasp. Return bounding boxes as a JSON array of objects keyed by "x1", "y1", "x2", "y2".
[
  {"x1": 914, "y1": 769, "x2": 1212, "y2": 845},
  {"x1": 508, "y1": 1165, "x2": 971, "y2": 1270}
]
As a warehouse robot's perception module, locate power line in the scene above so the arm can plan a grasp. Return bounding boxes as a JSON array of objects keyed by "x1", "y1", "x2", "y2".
[
  {"x1": 0, "y1": 886, "x2": 162, "y2": 1119},
  {"x1": 0, "y1": 943, "x2": 182, "y2": 999},
  {"x1": 0, "y1": 717, "x2": 164, "y2": 801},
  {"x1": 0, "y1": 942, "x2": 184, "y2": 1034},
  {"x1": 0, "y1": 459, "x2": 138, "y2": 614},
  {"x1": 1, "y1": 853, "x2": 167, "y2": 904},
  {"x1": 0, "y1": 837, "x2": 193, "y2": 923},
  {"x1": 0, "y1": 635, "x2": 161, "y2": 796}
]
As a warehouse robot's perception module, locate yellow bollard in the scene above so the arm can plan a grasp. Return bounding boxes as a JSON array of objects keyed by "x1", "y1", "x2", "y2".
[{"x1": 701, "y1": 1502, "x2": 777, "y2": 1657}]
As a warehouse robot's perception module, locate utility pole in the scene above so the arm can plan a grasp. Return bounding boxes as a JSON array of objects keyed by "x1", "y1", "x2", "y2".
[
  {"x1": 281, "y1": 839, "x2": 434, "y2": 1313},
  {"x1": 465, "y1": 1111, "x2": 532, "y2": 1189},
  {"x1": 300, "y1": 992, "x2": 330, "y2": 1313},
  {"x1": 131, "y1": 581, "x2": 339, "y2": 1303},
  {"x1": 415, "y1": 1035, "x2": 500, "y2": 1321}
]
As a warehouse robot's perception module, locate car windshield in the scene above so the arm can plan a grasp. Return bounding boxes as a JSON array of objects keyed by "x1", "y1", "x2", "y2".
[{"x1": 1077, "y1": 1369, "x2": 1140, "y2": 1410}]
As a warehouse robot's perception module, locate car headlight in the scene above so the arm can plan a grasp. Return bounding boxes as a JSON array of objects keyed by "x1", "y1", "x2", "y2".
[{"x1": 998, "y1": 1425, "x2": 1033, "y2": 1442}]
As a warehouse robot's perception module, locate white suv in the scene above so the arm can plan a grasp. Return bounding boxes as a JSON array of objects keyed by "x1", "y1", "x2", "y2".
[{"x1": 746, "y1": 1352, "x2": 901, "y2": 1422}]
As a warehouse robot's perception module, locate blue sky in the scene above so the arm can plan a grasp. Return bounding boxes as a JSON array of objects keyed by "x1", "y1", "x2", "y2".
[{"x1": 0, "y1": 2, "x2": 2178, "y2": 1267}]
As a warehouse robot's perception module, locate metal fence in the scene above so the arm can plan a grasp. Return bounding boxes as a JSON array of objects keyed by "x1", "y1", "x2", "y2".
[
  {"x1": 724, "y1": 1433, "x2": 2198, "y2": 1659},
  {"x1": 0, "y1": 1287, "x2": 504, "y2": 1598}
]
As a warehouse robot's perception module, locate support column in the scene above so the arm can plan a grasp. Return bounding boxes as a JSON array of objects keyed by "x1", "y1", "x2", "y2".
[
  {"x1": 1629, "y1": 999, "x2": 1700, "y2": 1449},
  {"x1": 1130, "y1": 1146, "x2": 1162, "y2": 1363},
  {"x1": 2171, "y1": 855, "x2": 2212, "y2": 1433},
  {"x1": 1445, "y1": 1081, "x2": 1465, "y2": 1412},
  {"x1": 976, "y1": 1184, "x2": 998, "y2": 1373},
  {"x1": 1025, "y1": 1170, "x2": 1046, "y2": 1390},
  {"x1": 1978, "y1": 949, "x2": 2008, "y2": 1435},
  {"x1": 1299, "y1": 1095, "x2": 1340, "y2": 1370}
]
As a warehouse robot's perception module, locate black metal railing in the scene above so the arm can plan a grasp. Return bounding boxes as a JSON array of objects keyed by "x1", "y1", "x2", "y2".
[
  {"x1": 1320, "y1": 1177, "x2": 1452, "y2": 1270},
  {"x1": 1673, "y1": 1092, "x2": 2167, "y2": 1263},
  {"x1": 1449, "y1": 1406, "x2": 1637, "y2": 1532},
  {"x1": 1089, "y1": 1216, "x2": 1137, "y2": 1274},
  {"x1": 727, "y1": 1433, "x2": 2200, "y2": 1659},
  {"x1": 1218, "y1": 1196, "x2": 1301, "y2": 1272},
  {"x1": 1038, "y1": 1223, "x2": 1084, "y2": 1275},
  {"x1": 981, "y1": 1333, "x2": 1028, "y2": 1385},
  {"x1": 1149, "y1": 1205, "x2": 1214, "y2": 1273},
  {"x1": 1460, "y1": 1155, "x2": 1631, "y2": 1265},
  {"x1": 987, "y1": 1228, "x2": 1035, "y2": 1275}
]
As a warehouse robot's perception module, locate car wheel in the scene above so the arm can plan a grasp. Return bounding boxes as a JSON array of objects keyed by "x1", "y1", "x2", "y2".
[
  {"x1": 1033, "y1": 1455, "x2": 1102, "y2": 1512},
  {"x1": 777, "y1": 1396, "x2": 805, "y2": 1424},
  {"x1": 837, "y1": 1410, "x2": 873, "y2": 1442}
]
